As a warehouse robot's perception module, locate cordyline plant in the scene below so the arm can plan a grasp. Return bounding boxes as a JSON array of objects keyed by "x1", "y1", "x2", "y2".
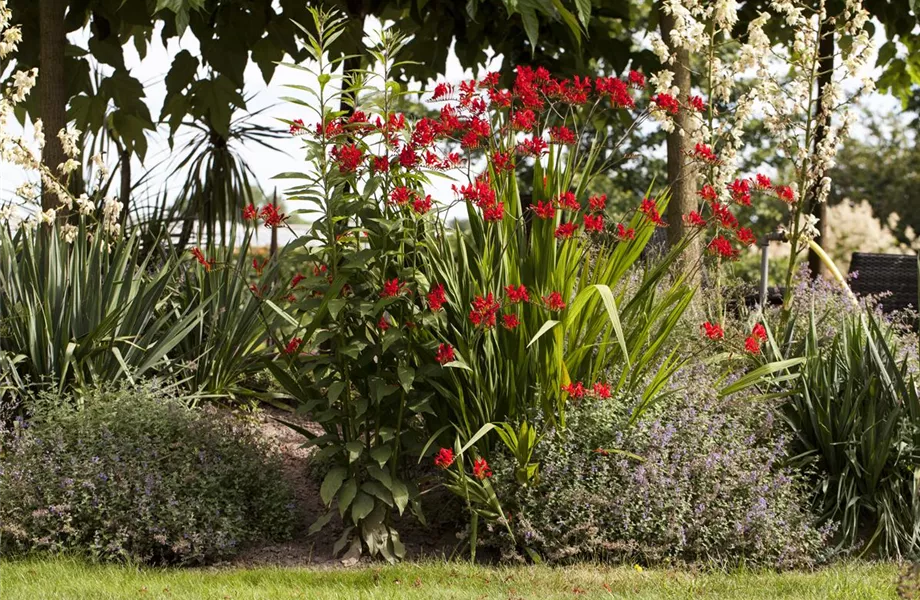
[{"x1": 264, "y1": 9, "x2": 790, "y2": 561}]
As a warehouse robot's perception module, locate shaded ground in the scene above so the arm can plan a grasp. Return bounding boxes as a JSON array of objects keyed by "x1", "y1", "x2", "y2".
[
  {"x1": 0, "y1": 557, "x2": 900, "y2": 600},
  {"x1": 229, "y1": 407, "x2": 465, "y2": 567}
]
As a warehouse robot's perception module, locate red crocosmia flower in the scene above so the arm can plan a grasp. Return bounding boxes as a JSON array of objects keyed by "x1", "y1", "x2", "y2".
[
  {"x1": 549, "y1": 126, "x2": 577, "y2": 145},
  {"x1": 683, "y1": 211, "x2": 706, "y2": 227},
  {"x1": 652, "y1": 93, "x2": 680, "y2": 115},
  {"x1": 286, "y1": 293, "x2": 297, "y2": 303},
  {"x1": 752, "y1": 323, "x2": 768, "y2": 341},
  {"x1": 469, "y1": 293, "x2": 501, "y2": 328},
  {"x1": 711, "y1": 203, "x2": 739, "y2": 230},
  {"x1": 434, "y1": 447, "x2": 455, "y2": 469},
  {"x1": 291, "y1": 273, "x2": 305, "y2": 288},
  {"x1": 427, "y1": 284, "x2": 447, "y2": 311},
  {"x1": 615, "y1": 223, "x2": 636, "y2": 241},
  {"x1": 411, "y1": 117, "x2": 439, "y2": 147},
  {"x1": 380, "y1": 278, "x2": 404, "y2": 298},
  {"x1": 775, "y1": 185, "x2": 796, "y2": 203},
  {"x1": 744, "y1": 335, "x2": 761, "y2": 354},
  {"x1": 584, "y1": 214, "x2": 604, "y2": 232},
  {"x1": 370, "y1": 155, "x2": 390, "y2": 173},
  {"x1": 378, "y1": 316, "x2": 390, "y2": 331},
  {"x1": 289, "y1": 119, "x2": 305, "y2": 134},
  {"x1": 628, "y1": 70, "x2": 646, "y2": 88},
  {"x1": 505, "y1": 284, "x2": 530, "y2": 303},
  {"x1": 243, "y1": 204, "x2": 257, "y2": 220},
  {"x1": 532, "y1": 201, "x2": 556, "y2": 220},
  {"x1": 482, "y1": 202, "x2": 505, "y2": 222},
  {"x1": 698, "y1": 184, "x2": 718, "y2": 201},
  {"x1": 728, "y1": 178, "x2": 752, "y2": 206},
  {"x1": 259, "y1": 204, "x2": 286, "y2": 228},
  {"x1": 593, "y1": 382, "x2": 612, "y2": 399},
  {"x1": 456, "y1": 175, "x2": 496, "y2": 209},
  {"x1": 517, "y1": 136, "x2": 548, "y2": 156},
  {"x1": 597, "y1": 77, "x2": 635, "y2": 108},
  {"x1": 435, "y1": 343, "x2": 455, "y2": 365},
  {"x1": 488, "y1": 87, "x2": 512, "y2": 107},
  {"x1": 555, "y1": 191, "x2": 580, "y2": 212},
  {"x1": 640, "y1": 197, "x2": 666, "y2": 226},
  {"x1": 331, "y1": 143, "x2": 363, "y2": 173},
  {"x1": 283, "y1": 337, "x2": 303, "y2": 355},
  {"x1": 413, "y1": 194, "x2": 433, "y2": 215},
  {"x1": 555, "y1": 222, "x2": 578, "y2": 239},
  {"x1": 737, "y1": 227, "x2": 757, "y2": 246},
  {"x1": 312, "y1": 263, "x2": 328, "y2": 277},
  {"x1": 252, "y1": 258, "x2": 267, "y2": 276},
  {"x1": 249, "y1": 284, "x2": 262, "y2": 297},
  {"x1": 543, "y1": 291, "x2": 567, "y2": 311},
  {"x1": 561, "y1": 381, "x2": 586, "y2": 398},
  {"x1": 479, "y1": 71, "x2": 500, "y2": 88},
  {"x1": 502, "y1": 313, "x2": 520, "y2": 330},
  {"x1": 707, "y1": 235, "x2": 737, "y2": 259},
  {"x1": 693, "y1": 143, "x2": 718, "y2": 163},
  {"x1": 191, "y1": 248, "x2": 213, "y2": 271},
  {"x1": 389, "y1": 186, "x2": 413, "y2": 206},
  {"x1": 316, "y1": 119, "x2": 344, "y2": 139},
  {"x1": 755, "y1": 173, "x2": 772, "y2": 190},
  {"x1": 399, "y1": 145, "x2": 419, "y2": 169},
  {"x1": 511, "y1": 109, "x2": 537, "y2": 130},
  {"x1": 588, "y1": 194, "x2": 607, "y2": 212},
  {"x1": 473, "y1": 458, "x2": 493, "y2": 480},
  {"x1": 701, "y1": 321, "x2": 724, "y2": 340},
  {"x1": 431, "y1": 82, "x2": 454, "y2": 101},
  {"x1": 491, "y1": 151, "x2": 514, "y2": 172},
  {"x1": 688, "y1": 95, "x2": 706, "y2": 112}
]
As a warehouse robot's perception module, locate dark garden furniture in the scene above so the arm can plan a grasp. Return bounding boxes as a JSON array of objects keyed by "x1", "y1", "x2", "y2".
[{"x1": 848, "y1": 252, "x2": 918, "y2": 313}]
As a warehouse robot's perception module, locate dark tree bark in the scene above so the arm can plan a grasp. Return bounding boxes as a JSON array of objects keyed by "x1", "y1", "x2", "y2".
[
  {"x1": 39, "y1": 0, "x2": 68, "y2": 210},
  {"x1": 658, "y1": 8, "x2": 699, "y2": 269},
  {"x1": 806, "y1": 18, "x2": 835, "y2": 278}
]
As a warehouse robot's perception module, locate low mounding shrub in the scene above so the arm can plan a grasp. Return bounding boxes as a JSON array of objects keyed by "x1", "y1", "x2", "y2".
[
  {"x1": 489, "y1": 369, "x2": 827, "y2": 568},
  {"x1": 0, "y1": 384, "x2": 293, "y2": 565}
]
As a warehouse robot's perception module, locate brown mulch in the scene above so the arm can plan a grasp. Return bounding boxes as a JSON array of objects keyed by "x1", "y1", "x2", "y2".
[{"x1": 228, "y1": 407, "x2": 465, "y2": 567}]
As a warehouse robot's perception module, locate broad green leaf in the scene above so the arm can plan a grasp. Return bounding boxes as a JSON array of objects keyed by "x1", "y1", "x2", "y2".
[{"x1": 320, "y1": 466, "x2": 347, "y2": 506}]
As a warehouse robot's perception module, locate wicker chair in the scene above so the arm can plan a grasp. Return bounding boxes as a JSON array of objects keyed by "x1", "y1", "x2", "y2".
[{"x1": 848, "y1": 252, "x2": 918, "y2": 313}]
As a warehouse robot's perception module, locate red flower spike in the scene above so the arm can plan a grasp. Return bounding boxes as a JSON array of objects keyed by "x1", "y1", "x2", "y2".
[
  {"x1": 511, "y1": 109, "x2": 537, "y2": 131},
  {"x1": 683, "y1": 211, "x2": 706, "y2": 228},
  {"x1": 482, "y1": 202, "x2": 505, "y2": 222},
  {"x1": 389, "y1": 186, "x2": 413, "y2": 207},
  {"x1": 615, "y1": 223, "x2": 636, "y2": 241},
  {"x1": 549, "y1": 126, "x2": 577, "y2": 145},
  {"x1": 543, "y1": 291, "x2": 567, "y2": 311},
  {"x1": 435, "y1": 343, "x2": 455, "y2": 365},
  {"x1": 698, "y1": 184, "x2": 719, "y2": 202},
  {"x1": 752, "y1": 323, "x2": 768, "y2": 341},
  {"x1": 505, "y1": 284, "x2": 530, "y2": 303},
  {"x1": 561, "y1": 381, "x2": 586, "y2": 398},
  {"x1": 469, "y1": 293, "x2": 501, "y2": 328},
  {"x1": 491, "y1": 151, "x2": 514, "y2": 172},
  {"x1": 652, "y1": 93, "x2": 680, "y2": 115},
  {"x1": 434, "y1": 447, "x2": 455, "y2": 469},
  {"x1": 427, "y1": 284, "x2": 447, "y2": 311},
  {"x1": 378, "y1": 316, "x2": 390, "y2": 331},
  {"x1": 473, "y1": 458, "x2": 493, "y2": 480},
  {"x1": 283, "y1": 337, "x2": 303, "y2": 355},
  {"x1": 728, "y1": 179, "x2": 752, "y2": 206},
  {"x1": 737, "y1": 227, "x2": 757, "y2": 246},
  {"x1": 707, "y1": 235, "x2": 737, "y2": 259},
  {"x1": 331, "y1": 143, "x2": 364, "y2": 173},
  {"x1": 755, "y1": 173, "x2": 772, "y2": 190},
  {"x1": 593, "y1": 382, "x2": 612, "y2": 399},
  {"x1": 555, "y1": 191, "x2": 580, "y2": 212},
  {"x1": 775, "y1": 185, "x2": 796, "y2": 204},
  {"x1": 431, "y1": 82, "x2": 454, "y2": 101},
  {"x1": 289, "y1": 119, "x2": 305, "y2": 135},
  {"x1": 502, "y1": 313, "x2": 520, "y2": 330},
  {"x1": 701, "y1": 321, "x2": 724, "y2": 340},
  {"x1": 628, "y1": 70, "x2": 646, "y2": 88},
  {"x1": 744, "y1": 336, "x2": 761, "y2": 354},
  {"x1": 243, "y1": 204, "x2": 257, "y2": 220},
  {"x1": 517, "y1": 136, "x2": 548, "y2": 156},
  {"x1": 191, "y1": 248, "x2": 213, "y2": 271},
  {"x1": 688, "y1": 95, "x2": 706, "y2": 112},
  {"x1": 584, "y1": 214, "x2": 604, "y2": 232},
  {"x1": 640, "y1": 197, "x2": 666, "y2": 226},
  {"x1": 291, "y1": 273, "x2": 305, "y2": 288},
  {"x1": 693, "y1": 143, "x2": 718, "y2": 163},
  {"x1": 555, "y1": 222, "x2": 578, "y2": 239},
  {"x1": 413, "y1": 194, "x2": 433, "y2": 215},
  {"x1": 380, "y1": 278, "x2": 404, "y2": 298},
  {"x1": 588, "y1": 194, "x2": 607, "y2": 212},
  {"x1": 259, "y1": 204, "x2": 286, "y2": 228}
]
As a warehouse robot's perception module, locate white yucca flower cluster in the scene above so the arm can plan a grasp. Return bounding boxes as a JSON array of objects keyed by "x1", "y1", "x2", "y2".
[
  {"x1": 651, "y1": 0, "x2": 873, "y2": 245},
  {"x1": 0, "y1": 0, "x2": 117, "y2": 241}
]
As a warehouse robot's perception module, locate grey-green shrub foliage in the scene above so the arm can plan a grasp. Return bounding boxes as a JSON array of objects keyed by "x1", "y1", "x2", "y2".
[
  {"x1": 0, "y1": 383, "x2": 293, "y2": 565},
  {"x1": 488, "y1": 367, "x2": 828, "y2": 568}
]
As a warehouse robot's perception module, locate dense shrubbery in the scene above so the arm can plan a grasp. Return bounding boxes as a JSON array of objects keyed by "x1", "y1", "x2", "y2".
[
  {"x1": 488, "y1": 367, "x2": 828, "y2": 568},
  {"x1": 0, "y1": 384, "x2": 293, "y2": 565}
]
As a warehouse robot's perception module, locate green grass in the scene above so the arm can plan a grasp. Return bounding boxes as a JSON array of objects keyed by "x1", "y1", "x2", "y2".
[{"x1": 0, "y1": 557, "x2": 901, "y2": 599}]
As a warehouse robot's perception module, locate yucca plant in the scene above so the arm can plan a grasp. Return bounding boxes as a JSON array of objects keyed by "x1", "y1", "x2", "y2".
[
  {"x1": 0, "y1": 220, "x2": 201, "y2": 394},
  {"x1": 762, "y1": 307, "x2": 920, "y2": 558}
]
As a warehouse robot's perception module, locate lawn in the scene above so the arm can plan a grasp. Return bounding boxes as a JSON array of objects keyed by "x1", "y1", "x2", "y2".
[{"x1": 0, "y1": 558, "x2": 901, "y2": 600}]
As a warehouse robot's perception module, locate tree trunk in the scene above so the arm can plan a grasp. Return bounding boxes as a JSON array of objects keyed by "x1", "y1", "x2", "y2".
[
  {"x1": 658, "y1": 9, "x2": 699, "y2": 265},
  {"x1": 806, "y1": 19, "x2": 834, "y2": 278},
  {"x1": 39, "y1": 0, "x2": 68, "y2": 211}
]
